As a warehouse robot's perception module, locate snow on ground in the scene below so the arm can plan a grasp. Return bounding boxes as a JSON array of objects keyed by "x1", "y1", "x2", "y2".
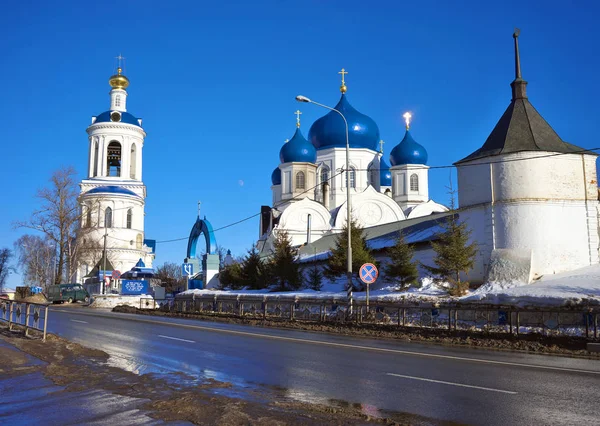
[
  {"x1": 179, "y1": 264, "x2": 600, "y2": 308},
  {"x1": 462, "y1": 264, "x2": 600, "y2": 307}
]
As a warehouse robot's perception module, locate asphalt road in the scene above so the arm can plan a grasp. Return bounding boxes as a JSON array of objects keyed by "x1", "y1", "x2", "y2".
[{"x1": 47, "y1": 306, "x2": 600, "y2": 425}]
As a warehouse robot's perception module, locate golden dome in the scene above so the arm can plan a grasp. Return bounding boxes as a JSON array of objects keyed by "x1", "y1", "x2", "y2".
[{"x1": 109, "y1": 67, "x2": 129, "y2": 90}]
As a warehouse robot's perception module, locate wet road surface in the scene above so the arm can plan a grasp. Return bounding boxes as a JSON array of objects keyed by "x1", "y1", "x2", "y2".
[{"x1": 47, "y1": 306, "x2": 600, "y2": 425}]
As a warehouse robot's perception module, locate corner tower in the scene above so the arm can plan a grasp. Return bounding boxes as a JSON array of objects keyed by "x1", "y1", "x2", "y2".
[{"x1": 76, "y1": 60, "x2": 154, "y2": 284}]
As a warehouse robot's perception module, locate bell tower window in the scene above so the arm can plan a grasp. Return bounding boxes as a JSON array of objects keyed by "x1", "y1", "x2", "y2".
[
  {"x1": 126, "y1": 209, "x2": 132, "y2": 229},
  {"x1": 107, "y1": 141, "x2": 122, "y2": 177},
  {"x1": 345, "y1": 167, "x2": 356, "y2": 189},
  {"x1": 115, "y1": 95, "x2": 121, "y2": 107},
  {"x1": 320, "y1": 167, "x2": 329, "y2": 184},
  {"x1": 93, "y1": 141, "x2": 99, "y2": 177}
]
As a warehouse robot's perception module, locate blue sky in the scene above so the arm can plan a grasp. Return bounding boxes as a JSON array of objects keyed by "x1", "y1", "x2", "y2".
[{"x1": 2, "y1": 0, "x2": 599, "y2": 288}]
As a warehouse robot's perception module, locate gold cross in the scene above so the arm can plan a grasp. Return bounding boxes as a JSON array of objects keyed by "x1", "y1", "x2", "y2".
[
  {"x1": 403, "y1": 112, "x2": 412, "y2": 130},
  {"x1": 294, "y1": 110, "x2": 302, "y2": 128},
  {"x1": 115, "y1": 53, "x2": 125, "y2": 73},
  {"x1": 379, "y1": 139, "x2": 385, "y2": 153},
  {"x1": 338, "y1": 68, "x2": 348, "y2": 85}
]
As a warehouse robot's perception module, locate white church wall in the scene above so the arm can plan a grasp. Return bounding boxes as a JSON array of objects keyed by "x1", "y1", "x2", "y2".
[
  {"x1": 277, "y1": 198, "x2": 332, "y2": 247},
  {"x1": 333, "y1": 186, "x2": 406, "y2": 229}
]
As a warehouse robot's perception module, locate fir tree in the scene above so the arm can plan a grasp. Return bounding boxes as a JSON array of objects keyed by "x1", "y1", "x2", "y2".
[
  {"x1": 270, "y1": 230, "x2": 302, "y2": 291},
  {"x1": 323, "y1": 216, "x2": 377, "y2": 289},
  {"x1": 384, "y1": 234, "x2": 418, "y2": 290},
  {"x1": 421, "y1": 186, "x2": 478, "y2": 296},
  {"x1": 218, "y1": 262, "x2": 243, "y2": 290},
  {"x1": 305, "y1": 263, "x2": 323, "y2": 291},
  {"x1": 240, "y1": 245, "x2": 271, "y2": 290}
]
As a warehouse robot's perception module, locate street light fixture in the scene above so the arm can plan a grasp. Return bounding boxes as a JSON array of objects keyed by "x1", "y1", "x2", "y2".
[{"x1": 296, "y1": 94, "x2": 353, "y2": 314}]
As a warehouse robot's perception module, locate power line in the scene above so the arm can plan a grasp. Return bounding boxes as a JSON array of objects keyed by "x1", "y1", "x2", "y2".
[{"x1": 105, "y1": 147, "x2": 600, "y2": 246}]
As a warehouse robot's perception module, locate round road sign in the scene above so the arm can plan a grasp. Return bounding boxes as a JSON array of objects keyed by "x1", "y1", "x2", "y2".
[
  {"x1": 359, "y1": 263, "x2": 378, "y2": 285},
  {"x1": 112, "y1": 270, "x2": 121, "y2": 279}
]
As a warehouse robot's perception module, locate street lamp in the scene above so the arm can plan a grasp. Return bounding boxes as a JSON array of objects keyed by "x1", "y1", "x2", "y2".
[{"x1": 296, "y1": 95, "x2": 353, "y2": 314}]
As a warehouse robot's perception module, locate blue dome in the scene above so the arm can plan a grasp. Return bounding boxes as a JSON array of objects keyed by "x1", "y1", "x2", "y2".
[
  {"x1": 380, "y1": 158, "x2": 392, "y2": 186},
  {"x1": 308, "y1": 94, "x2": 380, "y2": 151},
  {"x1": 93, "y1": 110, "x2": 141, "y2": 127},
  {"x1": 84, "y1": 185, "x2": 140, "y2": 197},
  {"x1": 279, "y1": 128, "x2": 317, "y2": 164},
  {"x1": 390, "y1": 130, "x2": 428, "y2": 166},
  {"x1": 271, "y1": 167, "x2": 282, "y2": 185}
]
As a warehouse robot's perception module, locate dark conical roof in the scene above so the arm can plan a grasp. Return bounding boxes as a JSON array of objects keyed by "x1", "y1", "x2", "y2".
[{"x1": 455, "y1": 31, "x2": 595, "y2": 165}]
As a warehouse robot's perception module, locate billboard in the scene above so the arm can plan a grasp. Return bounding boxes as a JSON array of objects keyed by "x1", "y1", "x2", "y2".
[{"x1": 121, "y1": 280, "x2": 149, "y2": 295}]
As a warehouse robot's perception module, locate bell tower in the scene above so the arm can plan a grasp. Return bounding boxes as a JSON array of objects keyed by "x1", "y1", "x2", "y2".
[{"x1": 76, "y1": 59, "x2": 154, "y2": 285}]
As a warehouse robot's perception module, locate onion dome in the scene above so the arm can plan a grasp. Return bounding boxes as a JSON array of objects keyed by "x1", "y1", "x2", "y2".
[
  {"x1": 279, "y1": 128, "x2": 317, "y2": 164},
  {"x1": 390, "y1": 130, "x2": 428, "y2": 166},
  {"x1": 380, "y1": 158, "x2": 392, "y2": 186},
  {"x1": 271, "y1": 167, "x2": 282, "y2": 185},
  {"x1": 308, "y1": 94, "x2": 380, "y2": 151},
  {"x1": 109, "y1": 67, "x2": 130, "y2": 90}
]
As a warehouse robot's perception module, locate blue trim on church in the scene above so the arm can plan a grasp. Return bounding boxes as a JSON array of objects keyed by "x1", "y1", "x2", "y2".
[
  {"x1": 85, "y1": 185, "x2": 140, "y2": 197},
  {"x1": 93, "y1": 111, "x2": 141, "y2": 126}
]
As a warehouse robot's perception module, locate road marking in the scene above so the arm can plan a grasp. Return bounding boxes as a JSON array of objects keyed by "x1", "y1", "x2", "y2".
[
  {"x1": 387, "y1": 373, "x2": 518, "y2": 395},
  {"x1": 158, "y1": 335, "x2": 195, "y2": 343},
  {"x1": 51, "y1": 309, "x2": 600, "y2": 375},
  {"x1": 70, "y1": 319, "x2": 88, "y2": 324}
]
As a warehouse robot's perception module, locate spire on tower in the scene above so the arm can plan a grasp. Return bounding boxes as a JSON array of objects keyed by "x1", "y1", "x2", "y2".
[
  {"x1": 109, "y1": 54, "x2": 130, "y2": 90},
  {"x1": 511, "y1": 29, "x2": 528, "y2": 100}
]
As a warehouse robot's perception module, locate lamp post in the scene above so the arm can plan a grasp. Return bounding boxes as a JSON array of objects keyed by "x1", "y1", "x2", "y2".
[{"x1": 296, "y1": 95, "x2": 353, "y2": 314}]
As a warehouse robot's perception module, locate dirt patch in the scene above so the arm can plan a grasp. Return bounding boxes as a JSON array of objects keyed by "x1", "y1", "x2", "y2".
[
  {"x1": 112, "y1": 306, "x2": 600, "y2": 358},
  {"x1": 17, "y1": 294, "x2": 49, "y2": 304},
  {"x1": 0, "y1": 327, "x2": 447, "y2": 425}
]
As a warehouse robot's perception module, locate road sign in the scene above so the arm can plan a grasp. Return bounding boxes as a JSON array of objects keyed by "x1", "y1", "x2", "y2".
[
  {"x1": 182, "y1": 263, "x2": 194, "y2": 277},
  {"x1": 359, "y1": 263, "x2": 378, "y2": 285},
  {"x1": 112, "y1": 270, "x2": 121, "y2": 280}
]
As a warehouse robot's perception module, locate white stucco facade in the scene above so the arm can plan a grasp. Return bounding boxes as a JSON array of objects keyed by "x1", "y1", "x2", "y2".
[{"x1": 457, "y1": 152, "x2": 600, "y2": 283}]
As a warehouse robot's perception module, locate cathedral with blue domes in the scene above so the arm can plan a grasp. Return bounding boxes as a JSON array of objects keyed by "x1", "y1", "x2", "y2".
[{"x1": 259, "y1": 71, "x2": 447, "y2": 250}]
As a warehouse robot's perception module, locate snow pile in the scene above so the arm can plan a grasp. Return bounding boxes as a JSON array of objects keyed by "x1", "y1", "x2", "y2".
[{"x1": 462, "y1": 264, "x2": 600, "y2": 307}]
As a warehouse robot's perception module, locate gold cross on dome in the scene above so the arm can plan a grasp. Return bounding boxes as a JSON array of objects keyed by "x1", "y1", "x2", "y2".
[
  {"x1": 403, "y1": 112, "x2": 412, "y2": 130},
  {"x1": 294, "y1": 110, "x2": 302, "y2": 128},
  {"x1": 338, "y1": 68, "x2": 348, "y2": 85},
  {"x1": 115, "y1": 53, "x2": 125, "y2": 73},
  {"x1": 379, "y1": 139, "x2": 385, "y2": 153}
]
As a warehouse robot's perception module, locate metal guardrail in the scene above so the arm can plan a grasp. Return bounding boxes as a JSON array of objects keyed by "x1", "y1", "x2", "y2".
[
  {"x1": 0, "y1": 300, "x2": 49, "y2": 340},
  {"x1": 171, "y1": 293, "x2": 600, "y2": 340}
]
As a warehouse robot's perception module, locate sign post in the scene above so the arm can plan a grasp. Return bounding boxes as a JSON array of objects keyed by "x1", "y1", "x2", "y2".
[{"x1": 359, "y1": 263, "x2": 378, "y2": 312}]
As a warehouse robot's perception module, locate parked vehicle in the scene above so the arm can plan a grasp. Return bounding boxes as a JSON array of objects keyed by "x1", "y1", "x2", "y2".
[{"x1": 47, "y1": 284, "x2": 90, "y2": 304}]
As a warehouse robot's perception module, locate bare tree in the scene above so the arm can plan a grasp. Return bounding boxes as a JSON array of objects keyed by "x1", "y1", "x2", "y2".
[
  {"x1": 0, "y1": 248, "x2": 15, "y2": 293},
  {"x1": 15, "y1": 167, "x2": 80, "y2": 284},
  {"x1": 13, "y1": 235, "x2": 56, "y2": 289},
  {"x1": 155, "y1": 262, "x2": 187, "y2": 294}
]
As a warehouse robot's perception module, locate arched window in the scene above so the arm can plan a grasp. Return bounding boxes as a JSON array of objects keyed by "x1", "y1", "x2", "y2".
[
  {"x1": 320, "y1": 166, "x2": 329, "y2": 184},
  {"x1": 410, "y1": 173, "x2": 419, "y2": 192},
  {"x1": 126, "y1": 209, "x2": 132, "y2": 229},
  {"x1": 296, "y1": 171, "x2": 305, "y2": 190},
  {"x1": 130, "y1": 144, "x2": 137, "y2": 179},
  {"x1": 86, "y1": 208, "x2": 92, "y2": 228},
  {"x1": 136, "y1": 234, "x2": 143, "y2": 250},
  {"x1": 107, "y1": 141, "x2": 122, "y2": 177},
  {"x1": 93, "y1": 141, "x2": 99, "y2": 177},
  {"x1": 104, "y1": 207, "x2": 113, "y2": 228},
  {"x1": 345, "y1": 167, "x2": 356, "y2": 189}
]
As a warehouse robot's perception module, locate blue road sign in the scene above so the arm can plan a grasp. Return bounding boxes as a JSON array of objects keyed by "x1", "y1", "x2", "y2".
[
  {"x1": 359, "y1": 263, "x2": 378, "y2": 285},
  {"x1": 182, "y1": 263, "x2": 194, "y2": 277},
  {"x1": 122, "y1": 280, "x2": 149, "y2": 295}
]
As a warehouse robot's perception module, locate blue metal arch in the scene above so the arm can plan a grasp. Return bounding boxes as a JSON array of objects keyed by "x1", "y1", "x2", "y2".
[{"x1": 186, "y1": 216, "x2": 217, "y2": 258}]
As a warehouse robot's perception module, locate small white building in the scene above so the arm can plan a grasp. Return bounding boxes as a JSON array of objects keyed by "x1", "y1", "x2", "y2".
[{"x1": 76, "y1": 65, "x2": 155, "y2": 283}]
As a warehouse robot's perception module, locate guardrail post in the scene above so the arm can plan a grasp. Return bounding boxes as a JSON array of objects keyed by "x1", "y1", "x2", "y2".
[
  {"x1": 448, "y1": 309, "x2": 452, "y2": 330},
  {"x1": 585, "y1": 311, "x2": 590, "y2": 339},
  {"x1": 516, "y1": 311, "x2": 520, "y2": 335},
  {"x1": 9, "y1": 302, "x2": 13, "y2": 331},
  {"x1": 594, "y1": 313, "x2": 598, "y2": 340},
  {"x1": 290, "y1": 303, "x2": 295, "y2": 320},
  {"x1": 509, "y1": 310, "x2": 513, "y2": 335},
  {"x1": 43, "y1": 306, "x2": 48, "y2": 341},
  {"x1": 402, "y1": 308, "x2": 406, "y2": 327},
  {"x1": 453, "y1": 309, "x2": 458, "y2": 330},
  {"x1": 25, "y1": 304, "x2": 31, "y2": 337},
  {"x1": 263, "y1": 301, "x2": 267, "y2": 319}
]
